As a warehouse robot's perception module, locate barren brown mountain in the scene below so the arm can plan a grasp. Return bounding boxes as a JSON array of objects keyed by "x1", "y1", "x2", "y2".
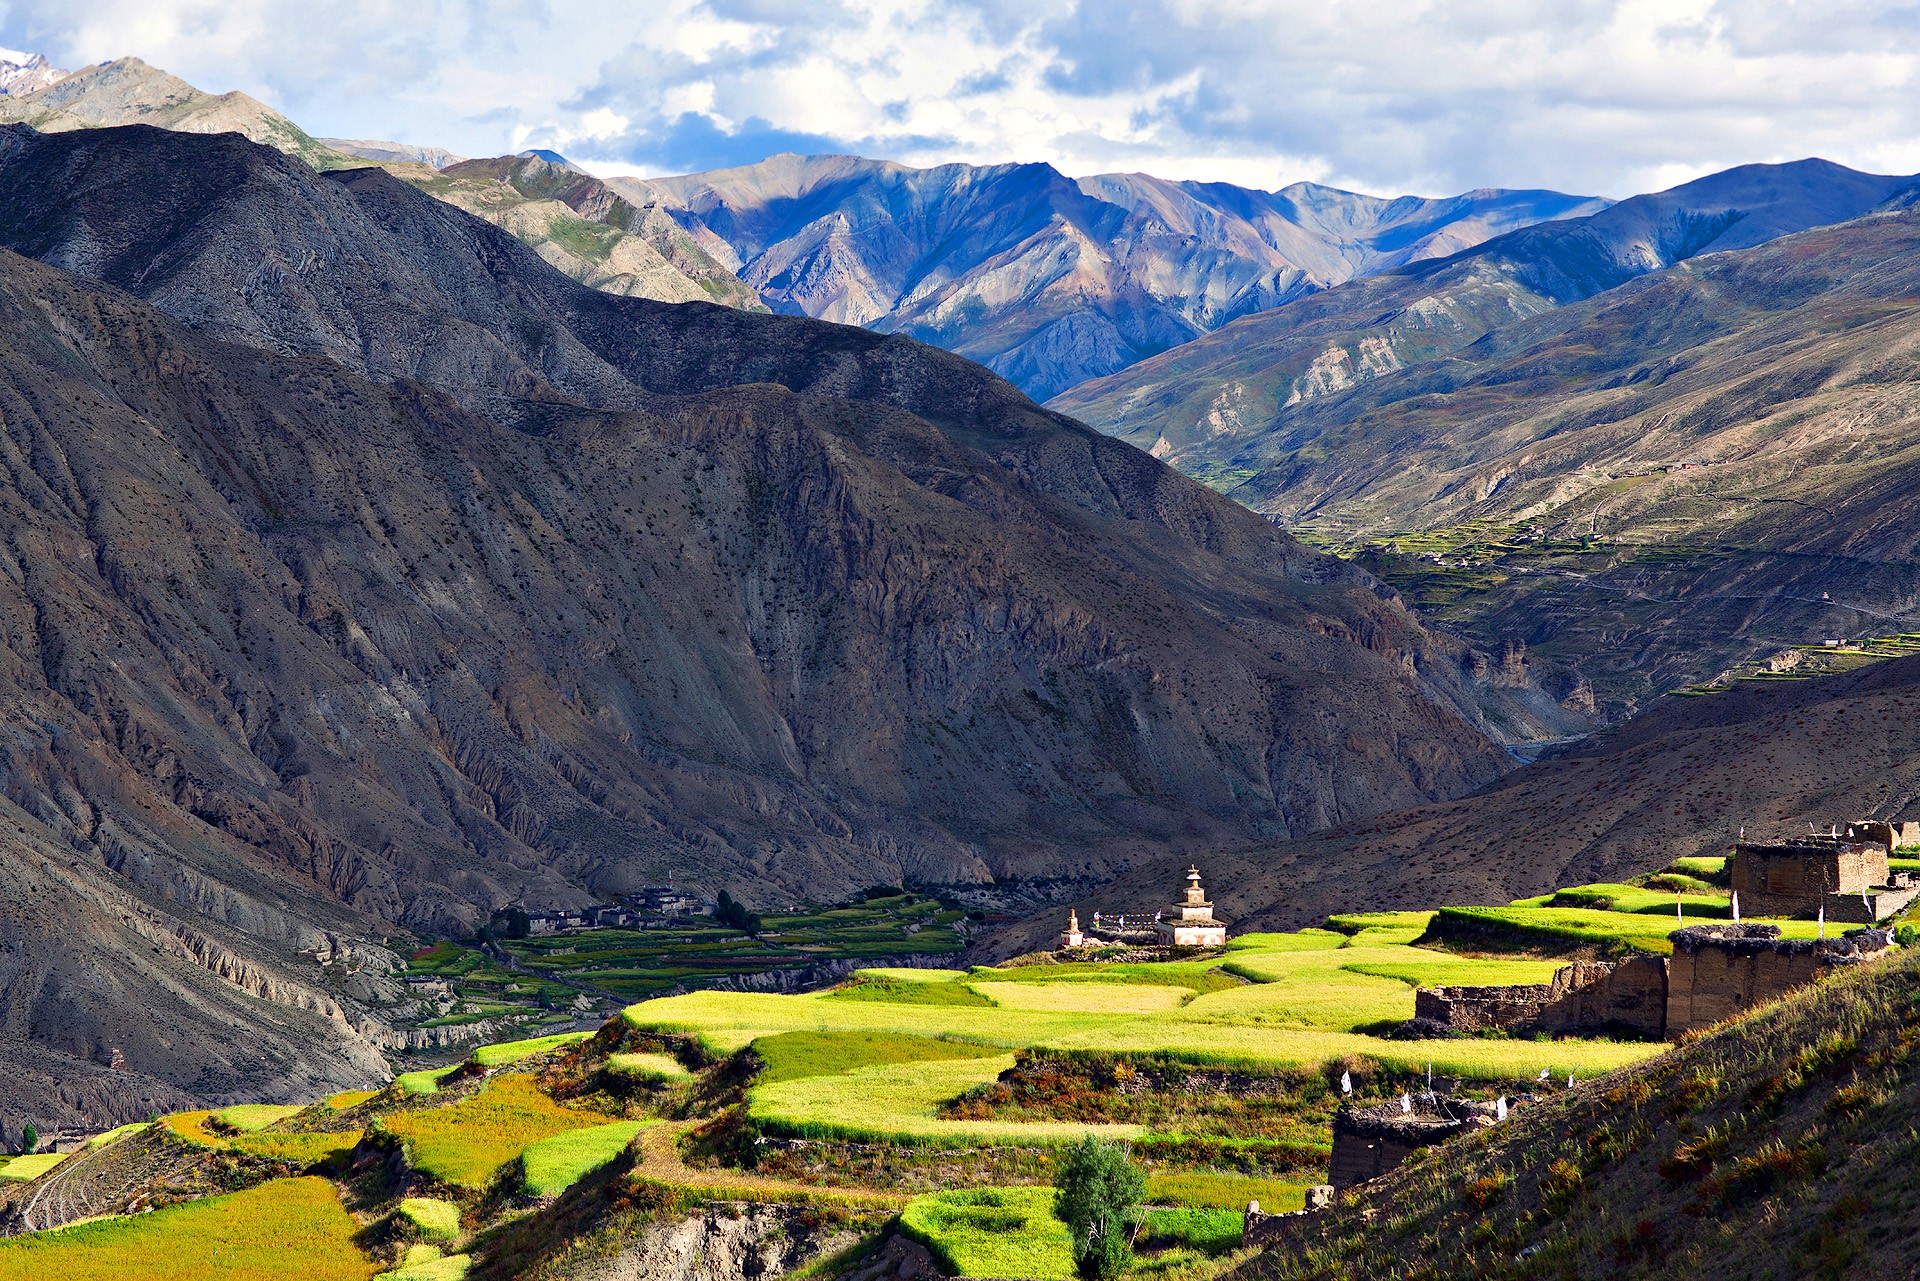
[{"x1": 0, "y1": 123, "x2": 1573, "y2": 1128}]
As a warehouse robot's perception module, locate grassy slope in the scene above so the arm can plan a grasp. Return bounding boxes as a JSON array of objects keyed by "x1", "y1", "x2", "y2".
[
  {"x1": 379, "y1": 1075, "x2": 611, "y2": 1189},
  {"x1": 0, "y1": 1176, "x2": 372, "y2": 1281},
  {"x1": 1242, "y1": 948, "x2": 1920, "y2": 1281}
]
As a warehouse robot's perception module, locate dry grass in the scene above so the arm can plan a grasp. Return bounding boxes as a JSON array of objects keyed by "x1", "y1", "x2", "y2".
[{"x1": 0, "y1": 1176, "x2": 373, "y2": 1281}]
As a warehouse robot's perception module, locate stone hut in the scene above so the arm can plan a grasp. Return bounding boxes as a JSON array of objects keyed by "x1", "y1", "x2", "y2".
[
  {"x1": 1728, "y1": 841, "x2": 1916, "y2": 921},
  {"x1": 1153, "y1": 867, "x2": 1229, "y2": 947},
  {"x1": 1846, "y1": 820, "x2": 1920, "y2": 851},
  {"x1": 1328, "y1": 1098, "x2": 1498, "y2": 1188}
]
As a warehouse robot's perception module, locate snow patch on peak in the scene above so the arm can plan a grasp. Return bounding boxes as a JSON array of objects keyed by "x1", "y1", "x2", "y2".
[{"x1": 0, "y1": 48, "x2": 33, "y2": 66}]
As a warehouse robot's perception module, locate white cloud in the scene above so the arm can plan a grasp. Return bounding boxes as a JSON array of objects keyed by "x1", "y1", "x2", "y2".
[{"x1": 3, "y1": 0, "x2": 1918, "y2": 197}]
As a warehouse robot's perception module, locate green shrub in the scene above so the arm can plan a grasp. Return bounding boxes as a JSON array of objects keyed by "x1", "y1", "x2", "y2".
[{"x1": 1054, "y1": 1135, "x2": 1146, "y2": 1281}]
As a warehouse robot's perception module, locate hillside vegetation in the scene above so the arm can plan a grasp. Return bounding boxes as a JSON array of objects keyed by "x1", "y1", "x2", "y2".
[{"x1": 1243, "y1": 947, "x2": 1920, "y2": 1280}]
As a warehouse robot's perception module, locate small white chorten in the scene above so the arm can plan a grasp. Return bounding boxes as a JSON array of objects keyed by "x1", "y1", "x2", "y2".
[
  {"x1": 1154, "y1": 866, "x2": 1229, "y2": 947},
  {"x1": 1058, "y1": 908, "x2": 1086, "y2": 950}
]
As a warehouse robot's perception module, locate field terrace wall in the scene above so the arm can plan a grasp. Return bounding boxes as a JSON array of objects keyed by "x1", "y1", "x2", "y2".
[
  {"x1": 1666, "y1": 923, "x2": 1891, "y2": 1035},
  {"x1": 1415, "y1": 957, "x2": 1668, "y2": 1039},
  {"x1": 1328, "y1": 1100, "x2": 1495, "y2": 1189}
]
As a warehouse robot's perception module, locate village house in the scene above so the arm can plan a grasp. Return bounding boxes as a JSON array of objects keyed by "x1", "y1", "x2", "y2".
[{"x1": 1728, "y1": 839, "x2": 1918, "y2": 922}]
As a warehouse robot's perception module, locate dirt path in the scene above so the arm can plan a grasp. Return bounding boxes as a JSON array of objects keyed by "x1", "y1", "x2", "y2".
[{"x1": 629, "y1": 1123, "x2": 909, "y2": 1208}]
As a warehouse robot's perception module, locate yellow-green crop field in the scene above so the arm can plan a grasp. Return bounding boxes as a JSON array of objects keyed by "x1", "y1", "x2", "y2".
[
  {"x1": 623, "y1": 919, "x2": 1672, "y2": 1148},
  {"x1": 0, "y1": 1153, "x2": 65, "y2": 1181},
  {"x1": 0, "y1": 1176, "x2": 373, "y2": 1281},
  {"x1": 519, "y1": 1120, "x2": 650, "y2": 1195},
  {"x1": 377, "y1": 1074, "x2": 611, "y2": 1188},
  {"x1": 899, "y1": 1186, "x2": 1075, "y2": 1280}
]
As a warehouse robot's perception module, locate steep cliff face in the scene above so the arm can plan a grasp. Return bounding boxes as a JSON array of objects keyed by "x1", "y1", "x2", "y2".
[{"x1": 0, "y1": 124, "x2": 1541, "y2": 1119}]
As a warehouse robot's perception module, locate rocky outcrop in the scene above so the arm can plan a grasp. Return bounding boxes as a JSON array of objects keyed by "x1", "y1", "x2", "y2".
[{"x1": 569, "y1": 1204, "x2": 868, "y2": 1281}]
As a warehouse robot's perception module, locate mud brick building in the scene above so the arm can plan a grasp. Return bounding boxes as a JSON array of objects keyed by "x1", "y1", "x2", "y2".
[
  {"x1": 1728, "y1": 840, "x2": 1918, "y2": 921},
  {"x1": 1665, "y1": 923, "x2": 1890, "y2": 1034}
]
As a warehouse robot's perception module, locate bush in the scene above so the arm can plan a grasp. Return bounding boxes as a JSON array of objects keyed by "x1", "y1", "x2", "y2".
[
  {"x1": 1463, "y1": 1171, "x2": 1510, "y2": 1209},
  {"x1": 1053, "y1": 1136, "x2": 1145, "y2": 1281}
]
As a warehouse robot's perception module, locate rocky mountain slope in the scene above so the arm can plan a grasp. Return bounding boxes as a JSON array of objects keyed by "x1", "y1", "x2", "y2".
[
  {"x1": 0, "y1": 58, "x2": 757, "y2": 310},
  {"x1": 1071, "y1": 182, "x2": 1920, "y2": 711},
  {"x1": 981, "y1": 653, "x2": 1920, "y2": 958},
  {"x1": 1246, "y1": 943, "x2": 1920, "y2": 1279},
  {"x1": 619, "y1": 155, "x2": 1605, "y2": 399},
  {"x1": 0, "y1": 122, "x2": 1562, "y2": 1124},
  {"x1": 1056, "y1": 159, "x2": 1916, "y2": 484}
]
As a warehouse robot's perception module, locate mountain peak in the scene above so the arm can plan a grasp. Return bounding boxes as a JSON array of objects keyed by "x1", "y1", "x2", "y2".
[{"x1": 0, "y1": 48, "x2": 67, "y2": 97}]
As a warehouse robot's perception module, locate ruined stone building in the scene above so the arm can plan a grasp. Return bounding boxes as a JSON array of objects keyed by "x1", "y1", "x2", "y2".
[
  {"x1": 1328, "y1": 1098, "x2": 1498, "y2": 1189},
  {"x1": 1415, "y1": 924, "x2": 1892, "y2": 1040},
  {"x1": 1728, "y1": 840, "x2": 1916, "y2": 922}
]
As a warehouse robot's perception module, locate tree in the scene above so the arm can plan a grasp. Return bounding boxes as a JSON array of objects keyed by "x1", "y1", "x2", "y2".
[
  {"x1": 715, "y1": 891, "x2": 763, "y2": 937},
  {"x1": 21, "y1": 1122, "x2": 37, "y2": 1154},
  {"x1": 1053, "y1": 1135, "x2": 1144, "y2": 1281}
]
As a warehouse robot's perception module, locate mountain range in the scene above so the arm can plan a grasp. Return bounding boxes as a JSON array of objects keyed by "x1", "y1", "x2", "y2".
[
  {"x1": 0, "y1": 120, "x2": 1586, "y2": 1127},
  {"x1": 612, "y1": 155, "x2": 1607, "y2": 398},
  {"x1": 0, "y1": 55, "x2": 1609, "y2": 399},
  {"x1": 1053, "y1": 159, "x2": 1920, "y2": 711}
]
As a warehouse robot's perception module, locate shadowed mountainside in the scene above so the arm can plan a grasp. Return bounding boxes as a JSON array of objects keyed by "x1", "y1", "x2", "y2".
[
  {"x1": 0, "y1": 58, "x2": 759, "y2": 311},
  {"x1": 0, "y1": 122, "x2": 1567, "y2": 1124},
  {"x1": 979, "y1": 654, "x2": 1920, "y2": 958}
]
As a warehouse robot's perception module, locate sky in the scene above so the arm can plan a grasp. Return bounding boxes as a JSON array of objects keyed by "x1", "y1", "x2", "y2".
[{"x1": 3, "y1": 0, "x2": 1919, "y2": 198}]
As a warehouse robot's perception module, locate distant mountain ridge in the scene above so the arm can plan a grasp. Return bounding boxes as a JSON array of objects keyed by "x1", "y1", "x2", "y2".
[
  {"x1": 1055, "y1": 158, "x2": 1920, "y2": 477},
  {"x1": 616, "y1": 154, "x2": 1607, "y2": 398}
]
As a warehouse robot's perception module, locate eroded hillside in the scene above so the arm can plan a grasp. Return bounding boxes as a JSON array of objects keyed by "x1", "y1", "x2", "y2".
[{"x1": 0, "y1": 123, "x2": 1569, "y2": 1125}]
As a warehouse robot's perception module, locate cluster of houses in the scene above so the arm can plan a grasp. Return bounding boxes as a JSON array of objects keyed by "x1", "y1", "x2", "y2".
[{"x1": 520, "y1": 884, "x2": 708, "y2": 936}]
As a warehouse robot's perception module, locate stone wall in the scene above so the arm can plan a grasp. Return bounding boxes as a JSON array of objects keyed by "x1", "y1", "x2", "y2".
[
  {"x1": 1665, "y1": 924, "x2": 1891, "y2": 1036},
  {"x1": 1416, "y1": 957, "x2": 1668, "y2": 1038},
  {"x1": 1413, "y1": 983, "x2": 1555, "y2": 1032},
  {"x1": 1537, "y1": 955, "x2": 1669, "y2": 1038}
]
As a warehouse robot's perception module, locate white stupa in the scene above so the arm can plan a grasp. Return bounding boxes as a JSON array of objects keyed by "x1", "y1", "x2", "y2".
[
  {"x1": 1154, "y1": 867, "x2": 1229, "y2": 947},
  {"x1": 1058, "y1": 908, "x2": 1086, "y2": 950}
]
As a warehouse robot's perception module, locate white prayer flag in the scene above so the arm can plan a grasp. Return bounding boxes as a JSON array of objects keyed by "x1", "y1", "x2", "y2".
[
  {"x1": 1538, "y1": 1068, "x2": 1549, "y2": 1081},
  {"x1": 1340, "y1": 1071, "x2": 1352, "y2": 1095},
  {"x1": 1819, "y1": 905, "x2": 1826, "y2": 939},
  {"x1": 1400, "y1": 1093, "x2": 1412, "y2": 1114},
  {"x1": 1568, "y1": 1073, "x2": 1575, "y2": 1088},
  {"x1": 1731, "y1": 891, "x2": 1741, "y2": 923},
  {"x1": 1677, "y1": 894, "x2": 1683, "y2": 922},
  {"x1": 1496, "y1": 1096, "x2": 1508, "y2": 1121}
]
